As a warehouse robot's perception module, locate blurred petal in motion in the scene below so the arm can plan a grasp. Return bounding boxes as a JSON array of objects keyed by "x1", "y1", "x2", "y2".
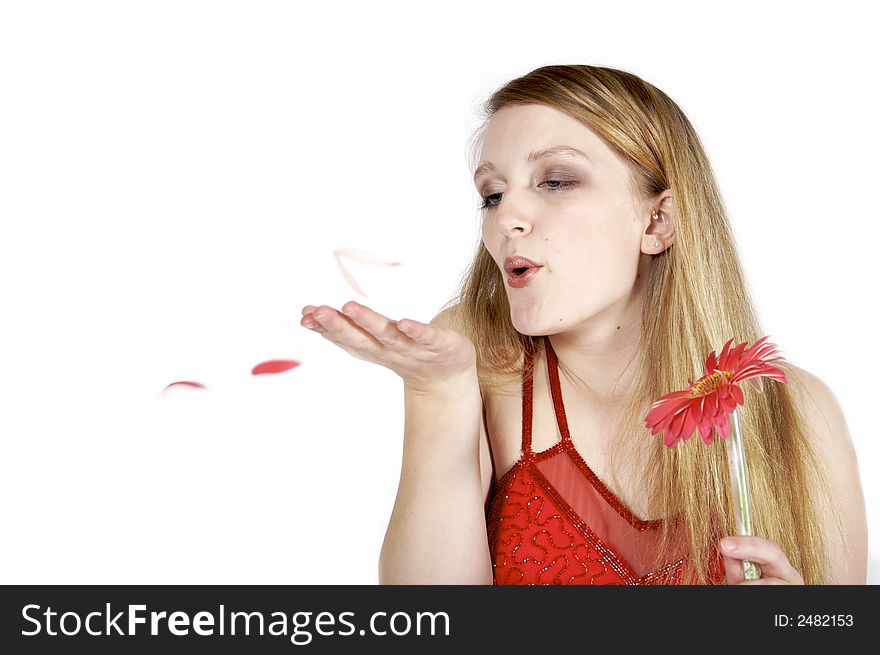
[
  {"x1": 164, "y1": 381, "x2": 207, "y2": 391},
  {"x1": 333, "y1": 247, "x2": 402, "y2": 297},
  {"x1": 251, "y1": 359, "x2": 301, "y2": 375}
]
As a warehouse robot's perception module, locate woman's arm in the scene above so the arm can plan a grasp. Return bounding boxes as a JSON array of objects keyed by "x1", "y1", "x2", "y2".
[
  {"x1": 301, "y1": 301, "x2": 491, "y2": 584},
  {"x1": 377, "y1": 310, "x2": 493, "y2": 584}
]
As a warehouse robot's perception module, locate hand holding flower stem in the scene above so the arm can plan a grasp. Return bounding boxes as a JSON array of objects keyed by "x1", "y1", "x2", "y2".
[{"x1": 644, "y1": 336, "x2": 789, "y2": 583}]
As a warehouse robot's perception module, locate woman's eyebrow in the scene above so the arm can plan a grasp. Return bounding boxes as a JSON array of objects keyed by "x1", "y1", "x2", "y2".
[{"x1": 473, "y1": 145, "x2": 591, "y2": 182}]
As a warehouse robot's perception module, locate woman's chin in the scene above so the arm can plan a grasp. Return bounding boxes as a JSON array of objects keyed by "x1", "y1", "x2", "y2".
[{"x1": 509, "y1": 316, "x2": 549, "y2": 337}]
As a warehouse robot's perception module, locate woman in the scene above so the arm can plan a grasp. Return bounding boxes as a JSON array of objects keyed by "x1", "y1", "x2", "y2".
[{"x1": 300, "y1": 65, "x2": 867, "y2": 584}]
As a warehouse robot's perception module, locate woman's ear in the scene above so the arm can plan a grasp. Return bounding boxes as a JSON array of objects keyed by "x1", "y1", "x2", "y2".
[{"x1": 644, "y1": 191, "x2": 675, "y2": 254}]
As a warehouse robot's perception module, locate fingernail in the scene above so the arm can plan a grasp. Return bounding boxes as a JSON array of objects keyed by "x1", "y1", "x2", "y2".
[{"x1": 721, "y1": 538, "x2": 737, "y2": 552}]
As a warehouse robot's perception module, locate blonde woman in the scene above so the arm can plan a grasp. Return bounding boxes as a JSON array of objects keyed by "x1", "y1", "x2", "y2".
[{"x1": 300, "y1": 65, "x2": 867, "y2": 585}]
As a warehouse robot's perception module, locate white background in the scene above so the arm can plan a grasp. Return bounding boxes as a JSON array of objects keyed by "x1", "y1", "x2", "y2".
[{"x1": 1, "y1": 0, "x2": 876, "y2": 584}]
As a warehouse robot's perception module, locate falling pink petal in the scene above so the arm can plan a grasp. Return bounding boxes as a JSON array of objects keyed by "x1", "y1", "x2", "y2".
[
  {"x1": 334, "y1": 255, "x2": 368, "y2": 297},
  {"x1": 251, "y1": 359, "x2": 301, "y2": 375},
  {"x1": 333, "y1": 247, "x2": 402, "y2": 297},
  {"x1": 334, "y1": 247, "x2": 402, "y2": 267},
  {"x1": 164, "y1": 381, "x2": 206, "y2": 391}
]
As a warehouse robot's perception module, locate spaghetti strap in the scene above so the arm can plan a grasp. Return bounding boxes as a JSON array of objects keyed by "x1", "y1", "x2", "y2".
[
  {"x1": 521, "y1": 339, "x2": 536, "y2": 456},
  {"x1": 543, "y1": 335, "x2": 573, "y2": 446},
  {"x1": 521, "y1": 335, "x2": 573, "y2": 457}
]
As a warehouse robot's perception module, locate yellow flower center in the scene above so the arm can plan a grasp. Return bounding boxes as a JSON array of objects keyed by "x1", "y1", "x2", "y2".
[{"x1": 687, "y1": 370, "x2": 733, "y2": 398}]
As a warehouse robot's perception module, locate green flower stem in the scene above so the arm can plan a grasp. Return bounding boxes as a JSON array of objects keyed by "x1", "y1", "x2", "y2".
[{"x1": 726, "y1": 407, "x2": 762, "y2": 581}]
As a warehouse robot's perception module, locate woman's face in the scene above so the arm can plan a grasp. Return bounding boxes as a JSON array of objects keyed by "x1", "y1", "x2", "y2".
[{"x1": 476, "y1": 103, "x2": 657, "y2": 337}]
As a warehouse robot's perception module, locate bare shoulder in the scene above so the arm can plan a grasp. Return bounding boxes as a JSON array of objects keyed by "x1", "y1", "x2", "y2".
[
  {"x1": 782, "y1": 362, "x2": 851, "y2": 451},
  {"x1": 781, "y1": 361, "x2": 867, "y2": 583},
  {"x1": 428, "y1": 303, "x2": 462, "y2": 329}
]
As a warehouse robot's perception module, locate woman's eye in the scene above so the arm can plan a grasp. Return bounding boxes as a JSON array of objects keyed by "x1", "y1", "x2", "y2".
[
  {"x1": 479, "y1": 179, "x2": 578, "y2": 210},
  {"x1": 479, "y1": 192, "x2": 503, "y2": 209}
]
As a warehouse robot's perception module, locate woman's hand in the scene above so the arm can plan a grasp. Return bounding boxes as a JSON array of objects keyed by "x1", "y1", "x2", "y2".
[
  {"x1": 300, "y1": 301, "x2": 477, "y2": 390},
  {"x1": 719, "y1": 535, "x2": 805, "y2": 585}
]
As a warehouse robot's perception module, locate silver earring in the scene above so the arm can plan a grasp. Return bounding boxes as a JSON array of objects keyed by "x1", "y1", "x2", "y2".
[
  {"x1": 652, "y1": 210, "x2": 659, "y2": 221},
  {"x1": 653, "y1": 241, "x2": 660, "y2": 247}
]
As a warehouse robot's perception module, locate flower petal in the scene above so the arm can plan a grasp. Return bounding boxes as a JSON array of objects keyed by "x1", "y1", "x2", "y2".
[
  {"x1": 645, "y1": 394, "x2": 691, "y2": 432},
  {"x1": 669, "y1": 409, "x2": 690, "y2": 442},
  {"x1": 333, "y1": 247, "x2": 402, "y2": 268},
  {"x1": 164, "y1": 380, "x2": 206, "y2": 391},
  {"x1": 333, "y1": 248, "x2": 403, "y2": 298},
  {"x1": 742, "y1": 335, "x2": 774, "y2": 363},
  {"x1": 655, "y1": 407, "x2": 682, "y2": 437},
  {"x1": 716, "y1": 338, "x2": 735, "y2": 368},
  {"x1": 698, "y1": 420, "x2": 714, "y2": 444},
  {"x1": 251, "y1": 359, "x2": 301, "y2": 375},
  {"x1": 663, "y1": 429, "x2": 681, "y2": 448},
  {"x1": 706, "y1": 392, "x2": 721, "y2": 418},
  {"x1": 705, "y1": 350, "x2": 718, "y2": 374},
  {"x1": 724, "y1": 340, "x2": 748, "y2": 369},
  {"x1": 334, "y1": 254, "x2": 369, "y2": 297},
  {"x1": 679, "y1": 408, "x2": 698, "y2": 442},
  {"x1": 729, "y1": 383, "x2": 744, "y2": 406},
  {"x1": 693, "y1": 396, "x2": 706, "y2": 423},
  {"x1": 719, "y1": 390, "x2": 738, "y2": 415}
]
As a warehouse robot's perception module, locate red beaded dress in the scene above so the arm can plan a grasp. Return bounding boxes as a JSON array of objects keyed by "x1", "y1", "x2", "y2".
[{"x1": 485, "y1": 335, "x2": 725, "y2": 585}]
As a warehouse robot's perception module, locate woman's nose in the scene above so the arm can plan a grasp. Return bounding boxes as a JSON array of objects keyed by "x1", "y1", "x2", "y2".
[{"x1": 492, "y1": 192, "x2": 534, "y2": 235}]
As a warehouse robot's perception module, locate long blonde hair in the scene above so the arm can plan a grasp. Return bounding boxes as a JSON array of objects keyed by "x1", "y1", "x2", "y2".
[{"x1": 442, "y1": 64, "x2": 836, "y2": 584}]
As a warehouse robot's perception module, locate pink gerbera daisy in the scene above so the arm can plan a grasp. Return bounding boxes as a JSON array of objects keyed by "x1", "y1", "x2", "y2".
[{"x1": 644, "y1": 336, "x2": 788, "y2": 447}]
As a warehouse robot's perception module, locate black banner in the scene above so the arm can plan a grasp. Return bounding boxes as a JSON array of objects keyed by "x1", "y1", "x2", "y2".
[{"x1": 1, "y1": 585, "x2": 875, "y2": 652}]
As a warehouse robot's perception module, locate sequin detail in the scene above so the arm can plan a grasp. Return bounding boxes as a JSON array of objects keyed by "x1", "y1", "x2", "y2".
[{"x1": 485, "y1": 335, "x2": 725, "y2": 585}]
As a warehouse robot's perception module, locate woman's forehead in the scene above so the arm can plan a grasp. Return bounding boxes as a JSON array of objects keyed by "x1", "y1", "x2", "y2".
[{"x1": 480, "y1": 105, "x2": 609, "y2": 164}]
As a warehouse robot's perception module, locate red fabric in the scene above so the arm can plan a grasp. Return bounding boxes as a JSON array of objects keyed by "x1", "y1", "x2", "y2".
[{"x1": 486, "y1": 335, "x2": 726, "y2": 585}]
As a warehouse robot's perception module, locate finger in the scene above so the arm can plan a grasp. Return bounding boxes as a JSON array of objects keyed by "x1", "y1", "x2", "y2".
[
  {"x1": 721, "y1": 552, "x2": 745, "y2": 585},
  {"x1": 719, "y1": 536, "x2": 803, "y2": 584},
  {"x1": 300, "y1": 306, "x2": 323, "y2": 330},
  {"x1": 301, "y1": 314, "x2": 323, "y2": 330},
  {"x1": 400, "y1": 316, "x2": 443, "y2": 346},
  {"x1": 720, "y1": 552, "x2": 771, "y2": 584},
  {"x1": 340, "y1": 302, "x2": 419, "y2": 350}
]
